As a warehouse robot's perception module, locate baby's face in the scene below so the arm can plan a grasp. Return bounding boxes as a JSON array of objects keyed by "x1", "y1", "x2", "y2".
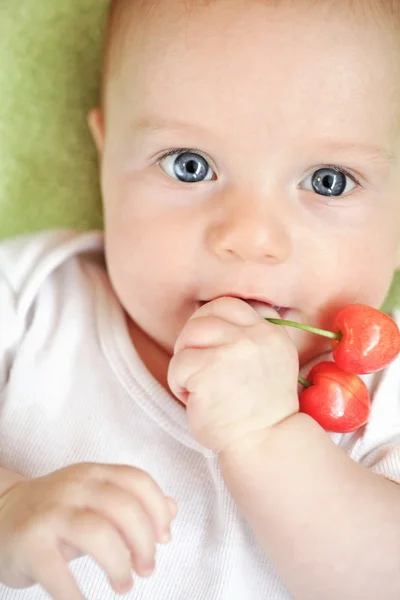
[{"x1": 91, "y1": 0, "x2": 400, "y2": 384}]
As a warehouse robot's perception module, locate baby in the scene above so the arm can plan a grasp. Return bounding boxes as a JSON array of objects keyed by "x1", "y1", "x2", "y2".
[{"x1": 1, "y1": 0, "x2": 400, "y2": 599}]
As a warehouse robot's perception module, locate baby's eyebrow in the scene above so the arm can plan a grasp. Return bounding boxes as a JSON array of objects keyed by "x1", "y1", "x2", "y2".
[
  {"x1": 133, "y1": 117, "x2": 209, "y2": 139},
  {"x1": 133, "y1": 117, "x2": 397, "y2": 164},
  {"x1": 310, "y1": 140, "x2": 396, "y2": 164}
]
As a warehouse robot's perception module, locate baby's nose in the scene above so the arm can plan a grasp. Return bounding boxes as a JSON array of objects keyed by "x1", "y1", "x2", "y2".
[{"x1": 207, "y1": 198, "x2": 292, "y2": 263}]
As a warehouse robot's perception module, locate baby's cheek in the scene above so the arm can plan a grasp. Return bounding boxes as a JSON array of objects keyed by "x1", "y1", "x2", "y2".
[{"x1": 316, "y1": 241, "x2": 388, "y2": 308}]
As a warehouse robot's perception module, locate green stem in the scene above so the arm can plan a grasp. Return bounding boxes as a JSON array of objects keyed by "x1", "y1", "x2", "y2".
[
  {"x1": 298, "y1": 375, "x2": 312, "y2": 389},
  {"x1": 266, "y1": 317, "x2": 339, "y2": 390},
  {"x1": 266, "y1": 318, "x2": 341, "y2": 341}
]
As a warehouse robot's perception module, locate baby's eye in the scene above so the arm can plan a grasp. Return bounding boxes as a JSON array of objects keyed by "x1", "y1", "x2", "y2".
[
  {"x1": 159, "y1": 151, "x2": 215, "y2": 183},
  {"x1": 300, "y1": 167, "x2": 357, "y2": 197}
]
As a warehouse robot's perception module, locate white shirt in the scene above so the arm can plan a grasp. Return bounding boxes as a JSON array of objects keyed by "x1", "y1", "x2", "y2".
[{"x1": 0, "y1": 230, "x2": 399, "y2": 600}]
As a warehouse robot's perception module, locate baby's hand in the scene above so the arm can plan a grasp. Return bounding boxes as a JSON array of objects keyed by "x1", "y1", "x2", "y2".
[
  {"x1": 0, "y1": 463, "x2": 177, "y2": 600},
  {"x1": 168, "y1": 297, "x2": 299, "y2": 453}
]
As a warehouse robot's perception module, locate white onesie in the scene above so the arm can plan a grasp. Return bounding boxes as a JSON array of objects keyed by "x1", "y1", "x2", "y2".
[{"x1": 0, "y1": 230, "x2": 399, "y2": 600}]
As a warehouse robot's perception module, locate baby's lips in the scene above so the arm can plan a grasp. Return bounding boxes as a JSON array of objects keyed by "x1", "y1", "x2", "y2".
[{"x1": 245, "y1": 300, "x2": 282, "y2": 319}]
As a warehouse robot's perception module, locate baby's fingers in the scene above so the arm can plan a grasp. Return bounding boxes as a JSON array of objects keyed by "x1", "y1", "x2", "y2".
[
  {"x1": 87, "y1": 485, "x2": 160, "y2": 573},
  {"x1": 168, "y1": 346, "x2": 223, "y2": 404},
  {"x1": 30, "y1": 546, "x2": 85, "y2": 600},
  {"x1": 174, "y1": 314, "x2": 241, "y2": 355},
  {"x1": 166, "y1": 497, "x2": 178, "y2": 521},
  {"x1": 98, "y1": 466, "x2": 176, "y2": 543},
  {"x1": 62, "y1": 510, "x2": 135, "y2": 593}
]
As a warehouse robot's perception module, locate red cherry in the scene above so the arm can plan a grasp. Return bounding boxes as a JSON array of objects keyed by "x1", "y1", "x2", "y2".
[
  {"x1": 299, "y1": 361, "x2": 371, "y2": 433},
  {"x1": 331, "y1": 304, "x2": 400, "y2": 374},
  {"x1": 267, "y1": 304, "x2": 400, "y2": 374}
]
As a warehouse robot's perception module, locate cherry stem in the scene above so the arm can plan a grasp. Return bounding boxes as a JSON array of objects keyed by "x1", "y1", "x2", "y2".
[
  {"x1": 298, "y1": 375, "x2": 312, "y2": 389},
  {"x1": 266, "y1": 317, "x2": 337, "y2": 390},
  {"x1": 266, "y1": 318, "x2": 342, "y2": 341}
]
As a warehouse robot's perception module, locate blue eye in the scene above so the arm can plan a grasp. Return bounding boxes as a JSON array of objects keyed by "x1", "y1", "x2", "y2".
[
  {"x1": 300, "y1": 167, "x2": 357, "y2": 197},
  {"x1": 159, "y1": 151, "x2": 215, "y2": 183}
]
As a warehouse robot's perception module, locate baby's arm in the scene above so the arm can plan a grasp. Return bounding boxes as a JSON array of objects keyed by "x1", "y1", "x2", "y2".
[{"x1": 220, "y1": 413, "x2": 400, "y2": 600}]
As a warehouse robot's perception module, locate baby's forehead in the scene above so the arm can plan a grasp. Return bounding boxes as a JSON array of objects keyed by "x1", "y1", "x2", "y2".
[
  {"x1": 104, "y1": 0, "x2": 400, "y2": 74},
  {"x1": 104, "y1": 0, "x2": 400, "y2": 85},
  {"x1": 103, "y1": 0, "x2": 400, "y2": 147}
]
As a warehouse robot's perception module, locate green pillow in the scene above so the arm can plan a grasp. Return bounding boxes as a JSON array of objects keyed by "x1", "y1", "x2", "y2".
[
  {"x1": 0, "y1": 0, "x2": 398, "y2": 311},
  {"x1": 0, "y1": 1, "x2": 108, "y2": 236},
  {"x1": 384, "y1": 274, "x2": 400, "y2": 313}
]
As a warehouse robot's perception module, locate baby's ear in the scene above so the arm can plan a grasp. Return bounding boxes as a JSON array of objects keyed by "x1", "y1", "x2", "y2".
[{"x1": 88, "y1": 108, "x2": 104, "y2": 155}]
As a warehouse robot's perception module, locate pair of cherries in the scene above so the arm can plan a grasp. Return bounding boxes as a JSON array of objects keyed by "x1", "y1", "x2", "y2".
[{"x1": 266, "y1": 305, "x2": 400, "y2": 433}]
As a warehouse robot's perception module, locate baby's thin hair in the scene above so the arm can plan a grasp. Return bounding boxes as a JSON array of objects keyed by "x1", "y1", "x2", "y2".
[
  {"x1": 101, "y1": 0, "x2": 400, "y2": 106},
  {"x1": 106, "y1": 0, "x2": 400, "y2": 34}
]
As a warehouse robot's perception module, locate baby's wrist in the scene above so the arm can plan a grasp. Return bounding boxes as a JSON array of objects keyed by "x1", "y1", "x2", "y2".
[
  {"x1": 218, "y1": 412, "x2": 307, "y2": 464},
  {"x1": 0, "y1": 468, "x2": 25, "y2": 497}
]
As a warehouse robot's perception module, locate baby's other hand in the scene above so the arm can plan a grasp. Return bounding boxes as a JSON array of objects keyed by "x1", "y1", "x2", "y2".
[
  {"x1": 168, "y1": 297, "x2": 299, "y2": 453},
  {"x1": 0, "y1": 463, "x2": 177, "y2": 600}
]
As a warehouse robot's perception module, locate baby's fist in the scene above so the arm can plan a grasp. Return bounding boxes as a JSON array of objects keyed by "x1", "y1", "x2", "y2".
[{"x1": 168, "y1": 297, "x2": 299, "y2": 453}]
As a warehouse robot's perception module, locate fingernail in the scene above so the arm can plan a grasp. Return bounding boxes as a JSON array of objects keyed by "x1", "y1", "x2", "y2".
[
  {"x1": 141, "y1": 563, "x2": 155, "y2": 577},
  {"x1": 167, "y1": 497, "x2": 178, "y2": 517},
  {"x1": 115, "y1": 578, "x2": 133, "y2": 594},
  {"x1": 158, "y1": 529, "x2": 171, "y2": 544}
]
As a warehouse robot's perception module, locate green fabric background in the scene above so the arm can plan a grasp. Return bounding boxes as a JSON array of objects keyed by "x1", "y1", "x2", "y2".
[
  {"x1": 0, "y1": 1, "x2": 108, "y2": 235},
  {"x1": 0, "y1": 1, "x2": 399, "y2": 311}
]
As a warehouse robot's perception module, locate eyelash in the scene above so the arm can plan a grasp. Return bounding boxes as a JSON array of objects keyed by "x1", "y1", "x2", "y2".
[
  {"x1": 158, "y1": 147, "x2": 208, "y2": 162},
  {"x1": 157, "y1": 150, "x2": 361, "y2": 189},
  {"x1": 311, "y1": 164, "x2": 361, "y2": 186}
]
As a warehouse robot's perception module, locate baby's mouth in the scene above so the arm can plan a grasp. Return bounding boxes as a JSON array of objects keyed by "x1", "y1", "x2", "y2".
[
  {"x1": 244, "y1": 300, "x2": 290, "y2": 319},
  {"x1": 199, "y1": 296, "x2": 291, "y2": 319}
]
